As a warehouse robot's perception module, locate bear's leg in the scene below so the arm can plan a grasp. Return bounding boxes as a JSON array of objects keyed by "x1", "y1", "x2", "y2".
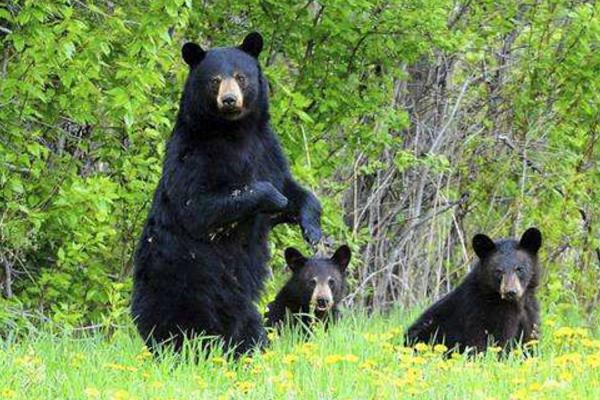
[
  {"x1": 227, "y1": 307, "x2": 268, "y2": 357},
  {"x1": 277, "y1": 178, "x2": 322, "y2": 245}
]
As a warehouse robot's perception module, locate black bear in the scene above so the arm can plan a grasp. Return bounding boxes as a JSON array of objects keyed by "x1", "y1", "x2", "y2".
[
  {"x1": 265, "y1": 245, "x2": 350, "y2": 329},
  {"x1": 405, "y1": 227, "x2": 542, "y2": 353},
  {"x1": 131, "y1": 32, "x2": 322, "y2": 356}
]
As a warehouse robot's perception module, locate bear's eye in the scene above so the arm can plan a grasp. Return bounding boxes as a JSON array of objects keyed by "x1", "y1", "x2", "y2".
[
  {"x1": 309, "y1": 277, "x2": 317, "y2": 287},
  {"x1": 494, "y1": 268, "x2": 503, "y2": 277},
  {"x1": 515, "y1": 265, "x2": 524, "y2": 274},
  {"x1": 328, "y1": 277, "x2": 335, "y2": 287},
  {"x1": 209, "y1": 77, "x2": 221, "y2": 87},
  {"x1": 235, "y1": 73, "x2": 246, "y2": 84}
]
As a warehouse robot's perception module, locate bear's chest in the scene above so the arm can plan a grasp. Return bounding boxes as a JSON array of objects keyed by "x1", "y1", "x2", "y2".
[{"x1": 197, "y1": 137, "x2": 266, "y2": 188}]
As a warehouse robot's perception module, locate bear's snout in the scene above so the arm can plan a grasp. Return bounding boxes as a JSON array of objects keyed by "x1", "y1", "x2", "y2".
[
  {"x1": 500, "y1": 272, "x2": 524, "y2": 301},
  {"x1": 311, "y1": 280, "x2": 334, "y2": 312},
  {"x1": 217, "y1": 78, "x2": 244, "y2": 116},
  {"x1": 316, "y1": 297, "x2": 330, "y2": 309}
]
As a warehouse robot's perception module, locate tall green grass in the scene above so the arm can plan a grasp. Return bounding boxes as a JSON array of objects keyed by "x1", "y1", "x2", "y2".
[{"x1": 1, "y1": 310, "x2": 598, "y2": 399}]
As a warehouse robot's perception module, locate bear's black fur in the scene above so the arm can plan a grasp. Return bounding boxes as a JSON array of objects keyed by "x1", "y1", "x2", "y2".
[
  {"x1": 405, "y1": 227, "x2": 542, "y2": 353},
  {"x1": 131, "y1": 32, "x2": 322, "y2": 356},
  {"x1": 265, "y1": 246, "x2": 350, "y2": 329}
]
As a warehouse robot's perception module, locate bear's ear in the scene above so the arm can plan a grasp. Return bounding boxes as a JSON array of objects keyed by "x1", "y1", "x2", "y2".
[
  {"x1": 519, "y1": 227, "x2": 542, "y2": 254},
  {"x1": 285, "y1": 247, "x2": 306, "y2": 272},
  {"x1": 331, "y1": 245, "x2": 351, "y2": 272},
  {"x1": 182, "y1": 42, "x2": 206, "y2": 67},
  {"x1": 472, "y1": 234, "x2": 496, "y2": 259},
  {"x1": 239, "y1": 32, "x2": 263, "y2": 58}
]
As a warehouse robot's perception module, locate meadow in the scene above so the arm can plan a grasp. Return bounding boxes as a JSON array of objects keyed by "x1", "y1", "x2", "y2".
[{"x1": 1, "y1": 310, "x2": 599, "y2": 400}]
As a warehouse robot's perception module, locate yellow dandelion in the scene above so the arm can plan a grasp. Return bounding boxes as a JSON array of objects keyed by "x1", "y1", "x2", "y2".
[
  {"x1": 344, "y1": 354, "x2": 359, "y2": 363},
  {"x1": 360, "y1": 359, "x2": 376, "y2": 370},
  {"x1": 363, "y1": 333, "x2": 378, "y2": 343},
  {"x1": 236, "y1": 381, "x2": 255, "y2": 393},
  {"x1": 197, "y1": 378, "x2": 207, "y2": 389},
  {"x1": 586, "y1": 354, "x2": 600, "y2": 368},
  {"x1": 433, "y1": 344, "x2": 448, "y2": 353},
  {"x1": 412, "y1": 356, "x2": 427, "y2": 365},
  {"x1": 559, "y1": 371, "x2": 573, "y2": 382},
  {"x1": 528, "y1": 382, "x2": 543, "y2": 392},
  {"x1": 251, "y1": 365, "x2": 263, "y2": 375},
  {"x1": 241, "y1": 357, "x2": 253, "y2": 365},
  {"x1": 111, "y1": 389, "x2": 131, "y2": 400},
  {"x1": 84, "y1": 387, "x2": 100, "y2": 398},
  {"x1": 267, "y1": 330, "x2": 279, "y2": 341},
  {"x1": 413, "y1": 342, "x2": 429, "y2": 352},
  {"x1": 136, "y1": 348, "x2": 153, "y2": 361},
  {"x1": 324, "y1": 354, "x2": 344, "y2": 365},
  {"x1": 0, "y1": 389, "x2": 17, "y2": 399},
  {"x1": 149, "y1": 381, "x2": 164, "y2": 389},
  {"x1": 282, "y1": 354, "x2": 299, "y2": 365},
  {"x1": 488, "y1": 346, "x2": 502, "y2": 354},
  {"x1": 223, "y1": 370, "x2": 236, "y2": 379},
  {"x1": 211, "y1": 356, "x2": 227, "y2": 366}
]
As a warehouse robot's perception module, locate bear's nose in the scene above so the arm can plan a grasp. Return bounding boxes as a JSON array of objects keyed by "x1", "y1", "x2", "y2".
[
  {"x1": 504, "y1": 289, "x2": 517, "y2": 300},
  {"x1": 316, "y1": 298, "x2": 329, "y2": 308},
  {"x1": 222, "y1": 94, "x2": 238, "y2": 108}
]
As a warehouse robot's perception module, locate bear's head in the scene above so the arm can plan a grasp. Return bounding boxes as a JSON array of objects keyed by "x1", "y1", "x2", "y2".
[
  {"x1": 180, "y1": 32, "x2": 266, "y2": 123},
  {"x1": 284, "y1": 245, "x2": 351, "y2": 314},
  {"x1": 472, "y1": 227, "x2": 542, "y2": 302}
]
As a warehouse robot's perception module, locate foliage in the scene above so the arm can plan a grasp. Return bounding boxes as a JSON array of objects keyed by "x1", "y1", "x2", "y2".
[{"x1": 0, "y1": 0, "x2": 598, "y2": 328}]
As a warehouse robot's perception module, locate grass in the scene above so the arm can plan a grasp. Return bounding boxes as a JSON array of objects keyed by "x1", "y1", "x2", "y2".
[{"x1": 1, "y1": 310, "x2": 599, "y2": 400}]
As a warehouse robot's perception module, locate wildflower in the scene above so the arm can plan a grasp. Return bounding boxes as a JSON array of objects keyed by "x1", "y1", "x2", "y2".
[
  {"x1": 524, "y1": 339, "x2": 539, "y2": 348},
  {"x1": 360, "y1": 359, "x2": 376, "y2": 370},
  {"x1": 433, "y1": 344, "x2": 448, "y2": 353},
  {"x1": 324, "y1": 354, "x2": 344, "y2": 365},
  {"x1": 412, "y1": 356, "x2": 427, "y2": 365},
  {"x1": 0, "y1": 389, "x2": 17, "y2": 398},
  {"x1": 236, "y1": 381, "x2": 255, "y2": 393},
  {"x1": 111, "y1": 389, "x2": 131, "y2": 400},
  {"x1": 251, "y1": 365, "x2": 263, "y2": 375},
  {"x1": 488, "y1": 346, "x2": 502, "y2": 354},
  {"x1": 71, "y1": 352, "x2": 86, "y2": 368},
  {"x1": 223, "y1": 370, "x2": 236, "y2": 379},
  {"x1": 559, "y1": 371, "x2": 573, "y2": 382},
  {"x1": 413, "y1": 342, "x2": 429, "y2": 352},
  {"x1": 282, "y1": 354, "x2": 299, "y2": 365},
  {"x1": 528, "y1": 382, "x2": 543, "y2": 392},
  {"x1": 149, "y1": 381, "x2": 164, "y2": 389},
  {"x1": 586, "y1": 354, "x2": 600, "y2": 367},
  {"x1": 211, "y1": 356, "x2": 227, "y2": 366},
  {"x1": 136, "y1": 348, "x2": 152, "y2": 361},
  {"x1": 84, "y1": 387, "x2": 100, "y2": 398},
  {"x1": 267, "y1": 330, "x2": 279, "y2": 341},
  {"x1": 344, "y1": 354, "x2": 359, "y2": 363},
  {"x1": 241, "y1": 357, "x2": 253, "y2": 365}
]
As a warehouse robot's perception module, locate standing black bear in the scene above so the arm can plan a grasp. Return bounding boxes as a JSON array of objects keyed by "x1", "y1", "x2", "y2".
[
  {"x1": 265, "y1": 245, "x2": 351, "y2": 329},
  {"x1": 131, "y1": 32, "x2": 322, "y2": 355},
  {"x1": 405, "y1": 227, "x2": 542, "y2": 353}
]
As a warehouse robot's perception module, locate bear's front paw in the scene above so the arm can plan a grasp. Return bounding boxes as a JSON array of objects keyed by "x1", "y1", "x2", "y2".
[
  {"x1": 253, "y1": 181, "x2": 288, "y2": 211},
  {"x1": 300, "y1": 219, "x2": 322, "y2": 246}
]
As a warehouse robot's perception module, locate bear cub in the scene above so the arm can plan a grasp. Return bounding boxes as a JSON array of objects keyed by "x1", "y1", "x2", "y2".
[
  {"x1": 265, "y1": 245, "x2": 351, "y2": 329},
  {"x1": 405, "y1": 227, "x2": 542, "y2": 353}
]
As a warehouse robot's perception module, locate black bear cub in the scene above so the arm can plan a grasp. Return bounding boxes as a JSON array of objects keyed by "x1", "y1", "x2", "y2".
[
  {"x1": 405, "y1": 227, "x2": 542, "y2": 353},
  {"x1": 265, "y1": 246, "x2": 351, "y2": 329}
]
